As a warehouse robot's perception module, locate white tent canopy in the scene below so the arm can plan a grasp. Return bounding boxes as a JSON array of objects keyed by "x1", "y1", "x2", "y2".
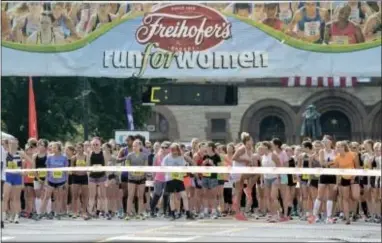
[{"x1": 1, "y1": 131, "x2": 15, "y2": 140}]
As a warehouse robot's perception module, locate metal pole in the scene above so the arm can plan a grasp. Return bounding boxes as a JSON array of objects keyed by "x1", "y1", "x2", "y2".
[{"x1": 83, "y1": 78, "x2": 89, "y2": 141}]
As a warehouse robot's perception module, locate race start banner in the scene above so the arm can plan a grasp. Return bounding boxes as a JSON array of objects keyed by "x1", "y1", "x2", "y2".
[{"x1": 2, "y1": 2, "x2": 381, "y2": 78}]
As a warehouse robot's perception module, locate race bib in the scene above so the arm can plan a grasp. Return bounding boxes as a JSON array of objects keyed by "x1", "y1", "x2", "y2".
[
  {"x1": 171, "y1": 172, "x2": 184, "y2": 180},
  {"x1": 7, "y1": 161, "x2": 17, "y2": 169},
  {"x1": 76, "y1": 160, "x2": 86, "y2": 166},
  {"x1": 203, "y1": 173, "x2": 211, "y2": 177},
  {"x1": 302, "y1": 174, "x2": 309, "y2": 180},
  {"x1": 217, "y1": 173, "x2": 225, "y2": 180},
  {"x1": 125, "y1": 160, "x2": 131, "y2": 166},
  {"x1": 132, "y1": 172, "x2": 144, "y2": 177},
  {"x1": 38, "y1": 171, "x2": 47, "y2": 177},
  {"x1": 27, "y1": 172, "x2": 35, "y2": 179},
  {"x1": 332, "y1": 36, "x2": 349, "y2": 45},
  {"x1": 53, "y1": 171, "x2": 63, "y2": 178},
  {"x1": 304, "y1": 21, "x2": 320, "y2": 37},
  {"x1": 293, "y1": 175, "x2": 298, "y2": 183}
]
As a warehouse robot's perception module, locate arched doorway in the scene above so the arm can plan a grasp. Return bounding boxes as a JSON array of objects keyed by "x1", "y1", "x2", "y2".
[
  {"x1": 147, "y1": 112, "x2": 170, "y2": 141},
  {"x1": 259, "y1": 116, "x2": 286, "y2": 142},
  {"x1": 320, "y1": 110, "x2": 351, "y2": 141}
]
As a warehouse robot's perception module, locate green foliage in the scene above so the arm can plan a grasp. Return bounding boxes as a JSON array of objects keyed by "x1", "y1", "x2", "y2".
[{"x1": 1, "y1": 77, "x2": 162, "y2": 145}]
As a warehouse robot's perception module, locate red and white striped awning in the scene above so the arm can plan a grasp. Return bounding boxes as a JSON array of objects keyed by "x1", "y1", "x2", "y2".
[{"x1": 281, "y1": 77, "x2": 358, "y2": 87}]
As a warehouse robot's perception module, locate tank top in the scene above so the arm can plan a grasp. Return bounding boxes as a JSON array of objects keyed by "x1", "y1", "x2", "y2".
[
  {"x1": 348, "y1": 3, "x2": 364, "y2": 25},
  {"x1": 6, "y1": 152, "x2": 22, "y2": 174},
  {"x1": 89, "y1": 151, "x2": 105, "y2": 178},
  {"x1": 278, "y1": 3, "x2": 293, "y2": 25},
  {"x1": 72, "y1": 156, "x2": 87, "y2": 175},
  {"x1": 261, "y1": 152, "x2": 277, "y2": 179},
  {"x1": 298, "y1": 7, "x2": 323, "y2": 38},
  {"x1": 233, "y1": 148, "x2": 251, "y2": 167},
  {"x1": 35, "y1": 154, "x2": 47, "y2": 179},
  {"x1": 330, "y1": 21, "x2": 357, "y2": 44},
  {"x1": 323, "y1": 149, "x2": 336, "y2": 167}
]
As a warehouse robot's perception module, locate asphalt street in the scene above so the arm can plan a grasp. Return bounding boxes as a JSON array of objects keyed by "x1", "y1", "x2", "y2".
[{"x1": 1, "y1": 216, "x2": 381, "y2": 242}]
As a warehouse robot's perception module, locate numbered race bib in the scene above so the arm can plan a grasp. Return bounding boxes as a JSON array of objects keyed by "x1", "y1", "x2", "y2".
[
  {"x1": 76, "y1": 160, "x2": 86, "y2": 166},
  {"x1": 7, "y1": 161, "x2": 17, "y2": 169},
  {"x1": 292, "y1": 175, "x2": 298, "y2": 183},
  {"x1": 125, "y1": 160, "x2": 131, "y2": 166},
  {"x1": 304, "y1": 21, "x2": 320, "y2": 37},
  {"x1": 203, "y1": 172, "x2": 211, "y2": 177},
  {"x1": 38, "y1": 171, "x2": 47, "y2": 178},
  {"x1": 27, "y1": 172, "x2": 35, "y2": 179},
  {"x1": 217, "y1": 173, "x2": 225, "y2": 180},
  {"x1": 53, "y1": 171, "x2": 63, "y2": 179},
  {"x1": 332, "y1": 36, "x2": 349, "y2": 45},
  {"x1": 302, "y1": 174, "x2": 309, "y2": 180},
  {"x1": 171, "y1": 172, "x2": 184, "y2": 180}
]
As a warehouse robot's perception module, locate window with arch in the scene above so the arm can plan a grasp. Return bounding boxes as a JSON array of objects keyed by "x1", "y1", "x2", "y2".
[
  {"x1": 259, "y1": 115, "x2": 286, "y2": 142},
  {"x1": 320, "y1": 110, "x2": 351, "y2": 141}
]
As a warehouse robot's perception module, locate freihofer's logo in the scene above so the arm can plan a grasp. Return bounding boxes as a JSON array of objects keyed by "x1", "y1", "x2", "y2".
[
  {"x1": 103, "y1": 4, "x2": 268, "y2": 77},
  {"x1": 135, "y1": 4, "x2": 231, "y2": 52}
]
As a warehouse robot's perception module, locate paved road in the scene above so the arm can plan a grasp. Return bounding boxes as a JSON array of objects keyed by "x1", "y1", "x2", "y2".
[{"x1": 1, "y1": 216, "x2": 381, "y2": 242}]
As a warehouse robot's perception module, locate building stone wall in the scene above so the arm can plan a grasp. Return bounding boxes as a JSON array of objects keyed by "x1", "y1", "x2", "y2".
[{"x1": 152, "y1": 86, "x2": 381, "y2": 143}]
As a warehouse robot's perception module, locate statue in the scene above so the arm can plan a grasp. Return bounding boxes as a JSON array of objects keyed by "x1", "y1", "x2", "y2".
[{"x1": 300, "y1": 104, "x2": 322, "y2": 140}]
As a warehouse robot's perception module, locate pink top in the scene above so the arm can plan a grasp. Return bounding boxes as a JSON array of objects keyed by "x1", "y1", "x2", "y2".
[
  {"x1": 277, "y1": 150, "x2": 289, "y2": 166},
  {"x1": 330, "y1": 21, "x2": 357, "y2": 44},
  {"x1": 154, "y1": 152, "x2": 166, "y2": 182}
]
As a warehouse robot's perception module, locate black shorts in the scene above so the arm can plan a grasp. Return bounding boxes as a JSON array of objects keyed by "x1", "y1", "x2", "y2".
[
  {"x1": 310, "y1": 179, "x2": 319, "y2": 188},
  {"x1": 108, "y1": 174, "x2": 117, "y2": 181},
  {"x1": 1, "y1": 180, "x2": 4, "y2": 200},
  {"x1": 223, "y1": 188, "x2": 232, "y2": 204},
  {"x1": 128, "y1": 179, "x2": 146, "y2": 185},
  {"x1": 218, "y1": 180, "x2": 225, "y2": 186},
  {"x1": 165, "y1": 180, "x2": 185, "y2": 193},
  {"x1": 340, "y1": 178, "x2": 355, "y2": 187},
  {"x1": 287, "y1": 175, "x2": 296, "y2": 186},
  {"x1": 358, "y1": 176, "x2": 368, "y2": 188},
  {"x1": 48, "y1": 181, "x2": 66, "y2": 188},
  {"x1": 72, "y1": 175, "x2": 88, "y2": 185},
  {"x1": 121, "y1": 175, "x2": 129, "y2": 183},
  {"x1": 319, "y1": 175, "x2": 336, "y2": 185},
  {"x1": 24, "y1": 183, "x2": 34, "y2": 188}
]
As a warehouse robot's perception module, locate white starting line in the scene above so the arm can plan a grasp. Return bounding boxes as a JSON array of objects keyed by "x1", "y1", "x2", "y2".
[{"x1": 100, "y1": 236, "x2": 199, "y2": 242}]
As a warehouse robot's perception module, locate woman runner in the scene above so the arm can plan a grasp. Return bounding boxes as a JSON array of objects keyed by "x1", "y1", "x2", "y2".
[
  {"x1": 332, "y1": 141, "x2": 360, "y2": 225},
  {"x1": 312, "y1": 135, "x2": 337, "y2": 224},
  {"x1": 163, "y1": 143, "x2": 194, "y2": 221},
  {"x1": 23, "y1": 144, "x2": 35, "y2": 218},
  {"x1": 103, "y1": 143, "x2": 119, "y2": 220},
  {"x1": 261, "y1": 141, "x2": 281, "y2": 223},
  {"x1": 87, "y1": 137, "x2": 107, "y2": 218},
  {"x1": 307, "y1": 141, "x2": 323, "y2": 224},
  {"x1": 124, "y1": 140, "x2": 148, "y2": 220},
  {"x1": 298, "y1": 141, "x2": 314, "y2": 221},
  {"x1": 37, "y1": 142, "x2": 68, "y2": 220},
  {"x1": 222, "y1": 143, "x2": 235, "y2": 216},
  {"x1": 231, "y1": 132, "x2": 254, "y2": 221},
  {"x1": 71, "y1": 143, "x2": 89, "y2": 220},
  {"x1": 285, "y1": 146, "x2": 297, "y2": 219},
  {"x1": 2, "y1": 139, "x2": 31, "y2": 224}
]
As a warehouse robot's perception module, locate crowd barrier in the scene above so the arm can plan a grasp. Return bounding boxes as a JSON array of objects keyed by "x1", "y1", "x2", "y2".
[{"x1": 5, "y1": 166, "x2": 381, "y2": 176}]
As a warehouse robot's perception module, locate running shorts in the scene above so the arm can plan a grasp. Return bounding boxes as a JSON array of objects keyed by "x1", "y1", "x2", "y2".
[
  {"x1": 48, "y1": 181, "x2": 66, "y2": 188},
  {"x1": 128, "y1": 178, "x2": 146, "y2": 185},
  {"x1": 165, "y1": 179, "x2": 185, "y2": 193},
  {"x1": 319, "y1": 175, "x2": 336, "y2": 185},
  {"x1": 201, "y1": 178, "x2": 218, "y2": 189},
  {"x1": 72, "y1": 175, "x2": 88, "y2": 185}
]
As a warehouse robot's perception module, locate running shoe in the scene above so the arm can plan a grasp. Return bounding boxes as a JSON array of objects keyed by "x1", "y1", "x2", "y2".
[
  {"x1": 124, "y1": 214, "x2": 132, "y2": 221},
  {"x1": 307, "y1": 215, "x2": 316, "y2": 224},
  {"x1": 106, "y1": 213, "x2": 112, "y2": 220},
  {"x1": 326, "y1": 217, "x2": 336, "y2": 224},
  {"x1": 267, "y1": 216, "x2": 277, "y2": 223},
  {"x1": 1, "y1": 221, "x2": 4, "y2": 229},
  {"x1": 211, "y1": 213, "x2": 218, "y2": 220},
  {"x1": 279, "y1": 216, "x2": 289, "y2": 222},
  {"x1": 198, "y1": 213, "x2": 205, "y2": 219},
  {"x1": 13, "y1": 214, "x2": 19, "y2": 224}
]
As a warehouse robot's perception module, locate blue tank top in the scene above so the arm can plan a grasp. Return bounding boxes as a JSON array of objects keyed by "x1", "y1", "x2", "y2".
[
  {"x1": 297, "y1": 7, "x2": 323, "y2": 38},
  {"x1": 6, "y1": 152, "x2": 22, "y2": 175}
]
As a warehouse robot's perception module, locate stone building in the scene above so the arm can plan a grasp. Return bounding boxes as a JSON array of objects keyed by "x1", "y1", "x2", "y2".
[{"x1": 146, "y1": 79, "x2": 381, "y2": 144}]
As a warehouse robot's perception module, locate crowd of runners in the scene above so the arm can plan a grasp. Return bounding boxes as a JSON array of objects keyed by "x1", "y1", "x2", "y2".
[{"x1": 1, "y1": 133, "x2": 381, "y2": 229}]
